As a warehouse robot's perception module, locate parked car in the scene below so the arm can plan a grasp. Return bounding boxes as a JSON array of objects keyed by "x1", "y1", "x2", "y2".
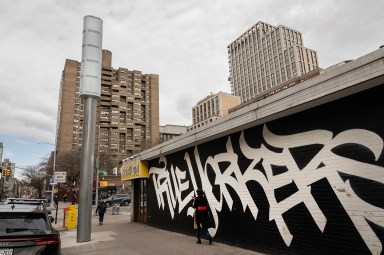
[
  {"x1": 0, "y1": 198, "x2": 61, "y2": 255},
  {"x1": 104, "y1": 194, "x2": 131, "y2": 207}
]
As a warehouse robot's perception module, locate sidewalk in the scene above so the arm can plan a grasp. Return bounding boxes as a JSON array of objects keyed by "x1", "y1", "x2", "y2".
[{"x1": 50, "y1": 203, "x2": 267, "y2": 255}]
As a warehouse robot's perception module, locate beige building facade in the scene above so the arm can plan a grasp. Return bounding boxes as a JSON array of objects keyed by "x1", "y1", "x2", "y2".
[
  {"x1": 188, "y1": 92, "x2": 240, "y2": 131},
  {"x1": 57, "y1": 50, "x2": 159, "y2": 168},
  {"x1": 159, "y1": 125, "x2": 188, "y2": 143},
  {"x1": 228, "y1": 21, "x2": 319, "y2": 103}
]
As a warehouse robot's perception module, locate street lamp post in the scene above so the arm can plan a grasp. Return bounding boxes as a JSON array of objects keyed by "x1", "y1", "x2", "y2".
[
  {"x1": 96, "y1": 125, "x2": 100, "y2": 206},
  {"x1": 77, "y1": 15, "x2": 103, "y2": 243}
]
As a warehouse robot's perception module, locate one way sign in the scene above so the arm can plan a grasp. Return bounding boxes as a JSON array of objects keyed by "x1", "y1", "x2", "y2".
[{"x1": 54, "y1": 171, "x2": 67, "y2": 183}]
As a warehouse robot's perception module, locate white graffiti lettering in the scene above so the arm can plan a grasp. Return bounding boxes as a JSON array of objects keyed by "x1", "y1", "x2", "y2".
[
  {"x1": 149, "y1": 125, "x2": 384, "y2": 255},
  {"x1": 150, "y1": 156, "x2": 195, "y2": 218}
]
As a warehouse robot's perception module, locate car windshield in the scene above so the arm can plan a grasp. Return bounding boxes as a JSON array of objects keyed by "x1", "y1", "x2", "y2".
[{"x1": 0, "y1": 213, "x2": 49, "y2": 235}]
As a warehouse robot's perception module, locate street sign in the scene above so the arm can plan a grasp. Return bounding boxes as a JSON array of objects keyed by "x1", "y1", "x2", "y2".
[
  {"x1": 54, "y1": 171, "x2": 67, "y2": 183},
  {"x1": 99, "y1": 170, "x2": 108, "y2": 175},
  {"x1": 49, "y1": 177, "x2": 55, "y2": 185}
]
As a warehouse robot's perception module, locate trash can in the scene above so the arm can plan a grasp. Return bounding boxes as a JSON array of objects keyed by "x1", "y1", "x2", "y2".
[{"x1": 112, "y1": 203, "x2": 120, "y2": 215}]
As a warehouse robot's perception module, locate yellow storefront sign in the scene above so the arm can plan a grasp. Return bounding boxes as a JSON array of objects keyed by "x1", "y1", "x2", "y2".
[
  {"x1": 99, "y1": 181, "x2": 109, "y2": 187},
  {"x1": 120, "y1": 160, "x2": 148, "y2": 181}
]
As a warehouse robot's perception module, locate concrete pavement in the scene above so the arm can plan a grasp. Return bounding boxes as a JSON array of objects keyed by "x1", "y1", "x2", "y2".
[{"x1": 49, "y1": 203, "x2": 267, "y2": 255}]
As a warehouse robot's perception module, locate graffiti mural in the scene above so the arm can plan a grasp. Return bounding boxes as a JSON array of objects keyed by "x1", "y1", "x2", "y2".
[
  {"x1": 148, "y1": 85, "x2": 384, "y2": 254},
  {"x1": 149, "y1": 125, "x2": 384, "y2": 254}
]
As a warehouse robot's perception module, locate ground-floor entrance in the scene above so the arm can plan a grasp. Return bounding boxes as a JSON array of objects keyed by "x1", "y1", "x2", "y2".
[{"x1": 133, "y1": 178, "x2": 147, "y2": 224}]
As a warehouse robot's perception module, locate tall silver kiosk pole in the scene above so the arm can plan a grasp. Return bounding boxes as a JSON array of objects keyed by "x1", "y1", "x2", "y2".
[{"x1": 77, "y1": 15, "x2": 103, "y2": 243}]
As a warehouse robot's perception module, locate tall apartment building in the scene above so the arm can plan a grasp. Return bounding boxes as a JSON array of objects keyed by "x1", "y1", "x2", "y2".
[
  {"x1": 228, "y1": 21, "x2": 319, "y2": 103},
  {"x1": 57, "y1": 50, "x2": 159, "y2": 168},
  {"x1": 188, "y1": 92, "x2": 240, "y2": 131},
  {"x1": 0, "y1": 142, "x2": 3, "y2": 164}
]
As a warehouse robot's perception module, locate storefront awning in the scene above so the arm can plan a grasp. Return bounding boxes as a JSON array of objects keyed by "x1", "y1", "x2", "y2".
[{"x1": 120, "y1": 160, "x2": 148, "y2": 181}]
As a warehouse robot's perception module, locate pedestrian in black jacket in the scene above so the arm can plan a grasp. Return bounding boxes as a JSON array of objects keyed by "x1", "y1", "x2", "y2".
[
  {"x1": 193, "y1": 189, "x2": 213, "y2": 245},
  {"x1": 96, "y1": 200, "x2": 107, "y2": 225}
]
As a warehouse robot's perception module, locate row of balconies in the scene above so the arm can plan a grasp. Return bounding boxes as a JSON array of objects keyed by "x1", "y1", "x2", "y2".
[
  {"x1": 102, "y1": 70, "x2": 112, "y2": 77},
  {"x1": 101, "y1": 79, "x2": 112, "y2": 85},
  {"x1": 99, "y1": 111, "x2": 137, "y2": 119},
  {"x1": 99, "y1": 100, "x2": 147, "y2": 110},
  {"x1": 100, "y1": 91, "x2": 146, "y2": 101},
  {"x1": 98, "y1": 118, "x2": 146, "y2": 128},
  {"x1": 98, "y1": 139, "x2": 144, "y2": 148}
]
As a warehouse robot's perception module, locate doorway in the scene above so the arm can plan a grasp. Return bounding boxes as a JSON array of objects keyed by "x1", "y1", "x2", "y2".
[{"x1": 133, "y1": 178, "x2": 147, "y2": 223}]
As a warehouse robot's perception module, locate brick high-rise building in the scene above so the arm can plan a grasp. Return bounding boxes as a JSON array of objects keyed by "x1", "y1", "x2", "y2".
[
  {"x1": 56, "y1": 50, "x2": 159, "y2": 168},
  {"x1": 228, "y1": 21, "x2": 319, "y2": 103},
  {"x1": 0, "y1": 142, "x2": 3, "y2": 164}
]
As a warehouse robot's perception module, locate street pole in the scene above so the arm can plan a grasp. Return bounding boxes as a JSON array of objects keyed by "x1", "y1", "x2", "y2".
[
  {"x1": 96, "y1": 125, "x2": 100, "y2": 206},
  {"x1": 52, "y1": 144, "x2": 56, "y2": 208},
  {"x1": 77, "y1": 15, "x2": 103, "y2": 243},
  {"x1": 55, "y1": 196, "x2": 59, "y2": 224},
  {"x1": 0, "y1": 175, "x2": 4, "y2": 200}
]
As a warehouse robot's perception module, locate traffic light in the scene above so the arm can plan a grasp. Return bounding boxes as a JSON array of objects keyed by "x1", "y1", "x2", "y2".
[{"x1": 3, "y1": 169, "x2": 11, "y2": 177}]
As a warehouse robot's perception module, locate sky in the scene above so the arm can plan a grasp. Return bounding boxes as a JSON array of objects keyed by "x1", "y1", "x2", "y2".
[{"x1": 1, "y1": 0, "x2": 383, "y2": 177}]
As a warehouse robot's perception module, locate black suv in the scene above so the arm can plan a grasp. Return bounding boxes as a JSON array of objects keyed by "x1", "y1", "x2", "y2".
[
  {"x1": 0, "y1": 198, "x2": 61, "y2": 255},
  {"x1": 103, "y1": 194, "x2": 131, "y2": 207}
]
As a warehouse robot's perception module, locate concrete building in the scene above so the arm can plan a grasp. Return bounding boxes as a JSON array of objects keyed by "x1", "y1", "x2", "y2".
[
  {"x1": 0, "y1": 142, "x2": 4, "y2": 163},
  {"x1": 159, "y1": 125, "x2": 187, "y2": 143},
  {"x1": 228, "y1": 21, "x2": 319, "y2": 103},
  {"x1": 56, "y1": 50, "x2": 159, "y2": 168},
  {"x1": 188, "y1": 92, "x2": 240, "y2": 131},
  {"x1": 229, "y1": 68, "x2": 321, "y2": 113},
  {"x1": 0, "y1": 142, "x2": 3, "y2": 164}
]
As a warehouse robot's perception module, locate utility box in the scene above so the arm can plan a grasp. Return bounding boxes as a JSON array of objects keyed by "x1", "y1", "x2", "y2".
[{"x1": 64, "y1": 205, "x2": 77, "y2": 229}]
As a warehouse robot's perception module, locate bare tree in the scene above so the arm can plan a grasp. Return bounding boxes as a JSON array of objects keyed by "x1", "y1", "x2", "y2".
[
  {"x1": 56, "y1": 150, "x2": 81, "y2": 187},
  {"x1": 21, "y1": 165, "x2": 48, "y2": 199},
  {"x1": 98, "y1": 151, "x2": 115, "y2": 174},
  {"x1": 17, "y1": 179, "x2": 32, "y2": 198},
  {"x1": 41, "y1": 152, "x2": 55, "y2": 177},
  {"x1": 38, "y1": 154, "x2": 54, "y2": 191}
]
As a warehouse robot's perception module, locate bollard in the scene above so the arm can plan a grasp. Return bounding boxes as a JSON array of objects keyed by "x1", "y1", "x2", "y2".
[{"x1": 112, "y1": 203, "x2": 120, "y2": 215}]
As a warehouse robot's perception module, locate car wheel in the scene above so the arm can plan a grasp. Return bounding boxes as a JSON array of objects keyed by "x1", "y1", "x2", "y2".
[
  {"x1": 123, "y1": 200, "x2": 129, "y2": 206},
  {"x1": 106, "y1": 202, "x2": 111, "y2": 207}
]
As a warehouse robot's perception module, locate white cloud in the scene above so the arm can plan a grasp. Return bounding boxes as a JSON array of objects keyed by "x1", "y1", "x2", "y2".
[
  {"x1": 15, "y1": 140, "x2": 29, "y2": 145},
  {"x1": 1, "y1": 0, "x2": 383, "y2": 166}
]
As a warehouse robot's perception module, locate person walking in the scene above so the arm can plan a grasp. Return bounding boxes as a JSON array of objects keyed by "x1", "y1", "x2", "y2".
[
  {"x1": 63, "y1": 194, "x2": 67, "y2": 203},
  {"x1": 96, "y1": 199, "x2": 107, "y2": 225},
  {"x1": 71, "y1": 193, "x2": 77, "y2": 205},
  {"x1": 192, "y1": 189, "x2": 213, "y2": 245}
]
